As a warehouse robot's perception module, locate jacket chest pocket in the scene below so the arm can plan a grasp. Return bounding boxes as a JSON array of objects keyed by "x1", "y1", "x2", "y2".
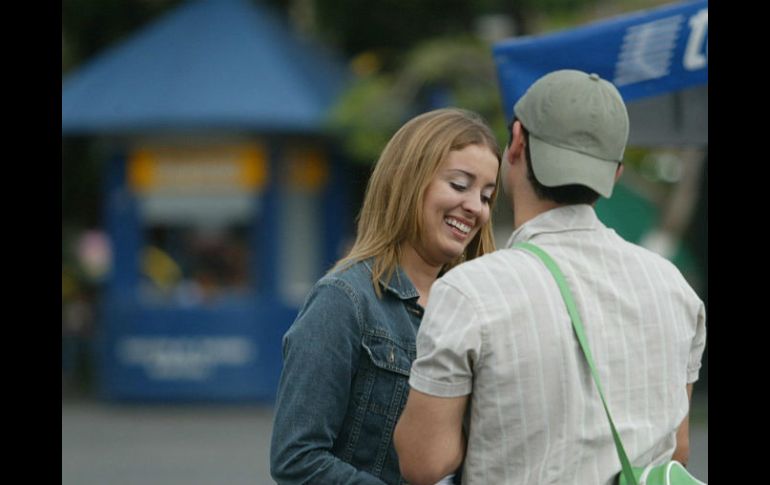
[
  {"x1": 359, "y1": 332, "x2": 414, "y2": 416},
  {"x1": 341, "y1": 332, "x2": 415, "y2": 474}
]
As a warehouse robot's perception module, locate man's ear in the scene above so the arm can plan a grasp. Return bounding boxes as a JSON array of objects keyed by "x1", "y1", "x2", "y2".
[
  {"x1": 615, "y1": 163, "x2": 624, "y2": 182},
  {"x1": 510, "y1": 120, "x2": 525, "y2": 162}
]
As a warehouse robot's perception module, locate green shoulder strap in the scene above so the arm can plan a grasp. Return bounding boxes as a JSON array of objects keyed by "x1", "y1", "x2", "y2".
[{"x1": 513, "y1": 242, "x2": 639, "y2": 485}]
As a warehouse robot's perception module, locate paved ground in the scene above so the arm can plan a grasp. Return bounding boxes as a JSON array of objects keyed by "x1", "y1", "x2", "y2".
[{"x1": 62, "y1": 394, "x2": 707, "y2": 484}]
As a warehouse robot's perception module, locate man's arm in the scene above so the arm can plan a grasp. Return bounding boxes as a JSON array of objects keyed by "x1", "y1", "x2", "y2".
[
  {"x1": 394, "y1": 388, "x2": 468, "y2": 485},
  {"x1": 676, "y1": 297, "x2": 705, "y2": 467},
  {"x1": 672, "y1": 383, "x2": 694, "y2": 466}
]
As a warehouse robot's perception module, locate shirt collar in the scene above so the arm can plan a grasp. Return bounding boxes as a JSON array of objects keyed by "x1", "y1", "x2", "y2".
[{"x1": 505, "y1": 204, "x2": 604, "y2": 248}]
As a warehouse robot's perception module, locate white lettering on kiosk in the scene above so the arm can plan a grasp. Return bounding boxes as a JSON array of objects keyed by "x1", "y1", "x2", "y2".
[
  {"x1": 118, "y1": 337, "x2": 257, "y2": 380},
  {"x1": 684, "y1": 8, "x2": 708, "y2": 71}
]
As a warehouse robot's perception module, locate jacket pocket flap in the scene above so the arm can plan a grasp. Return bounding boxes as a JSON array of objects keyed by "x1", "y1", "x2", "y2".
[{"x1": 361, "y1": 333, "x2": 413, "y2": 376}]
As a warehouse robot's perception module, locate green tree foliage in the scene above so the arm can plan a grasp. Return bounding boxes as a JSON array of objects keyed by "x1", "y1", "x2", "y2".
[
  {"x1": 62, "y1": 139, "x2": 103, "y2": 229},
  {"x1": 267, "y1": 0, "x2": 607, "y2": 60},
  {"x1": 314, "y1": 0, "x2": 474, "y2": 65},
  {"x1": 281, "y1": 0, "x2": 615, "y2": 164},
  {"x1": 62, "y1": 0, "x2": 182, "y2": 74},
  {"x1": 62, "y1": 0, "x2": 182, "y2": 230},
  {"x1": 327, "y1": 36, "x2": 507, "y2": 164}
]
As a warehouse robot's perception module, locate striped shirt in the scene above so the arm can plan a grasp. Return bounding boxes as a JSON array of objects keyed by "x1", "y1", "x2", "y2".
[{"x1": 409, "y1": 205, "x2": 706, "y2": 485}]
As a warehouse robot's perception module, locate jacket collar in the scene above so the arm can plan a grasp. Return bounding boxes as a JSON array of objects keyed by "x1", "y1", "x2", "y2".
[{"x1": 362, "y1": 259, "x2": 420, "y2": 301}]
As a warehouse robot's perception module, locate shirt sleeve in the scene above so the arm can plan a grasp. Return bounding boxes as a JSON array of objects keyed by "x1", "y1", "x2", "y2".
[
  {"x1": 687, "y1": 300, "x2": 707, "y2": 384},
  {"x1": 409, "y1": 278, "x2": 483, "y2": 398},
  {"x1": 270, "y1": 280, "x2": 387, "y2": 485}
]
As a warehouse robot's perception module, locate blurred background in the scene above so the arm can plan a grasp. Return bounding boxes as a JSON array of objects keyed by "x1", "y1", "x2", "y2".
[{"x1": 62, "y1": 0, "x2": 707, "y2": 483}]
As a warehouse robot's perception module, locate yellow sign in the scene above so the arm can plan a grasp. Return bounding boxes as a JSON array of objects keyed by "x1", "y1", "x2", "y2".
[
  {"x1": 284, "y1": 147, "x2": 329, "y2": 192},
  {"x1": 128, "y1": 143, "x2": 268, "y2": 194}
]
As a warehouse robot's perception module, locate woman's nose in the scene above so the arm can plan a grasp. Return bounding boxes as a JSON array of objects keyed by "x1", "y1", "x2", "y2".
[{"x1": 461, "y1": 191, "x2": 483, "y2": 215}]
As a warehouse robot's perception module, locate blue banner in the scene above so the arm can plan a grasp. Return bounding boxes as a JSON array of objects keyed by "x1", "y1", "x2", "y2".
[{"x1": 493, "y1": 0, "x2": 707, "y2": 120}]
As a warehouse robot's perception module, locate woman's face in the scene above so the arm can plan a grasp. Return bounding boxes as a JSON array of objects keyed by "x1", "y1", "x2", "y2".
[{"x1": 415, "y1": 143, "x2": 499, "y2": 267}]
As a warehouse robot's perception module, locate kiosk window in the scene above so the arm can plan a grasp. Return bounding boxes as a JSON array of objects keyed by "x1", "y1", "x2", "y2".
[
  {"x1": 128, "y1": 142, "x2": 266, "y2": 306},
  {"x1": 141, "y1": 223, "x2": 252, "y2": 306}
]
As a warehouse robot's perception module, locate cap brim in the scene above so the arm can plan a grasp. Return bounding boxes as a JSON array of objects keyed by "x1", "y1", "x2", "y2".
[{"x1": 528, "y1": 134, "x2": 618, "y2": 198}]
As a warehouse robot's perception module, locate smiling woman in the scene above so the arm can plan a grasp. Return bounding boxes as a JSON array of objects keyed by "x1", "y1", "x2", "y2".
[
  {"x1": 270, "y1": 108, "x2": 501, "y2": 485},
  {"x1": 411, "y1": 144, "x2": 499, "y2": 280},
  {"x1": 334, "y1": 109, "x2": 502, "y2": 300}
]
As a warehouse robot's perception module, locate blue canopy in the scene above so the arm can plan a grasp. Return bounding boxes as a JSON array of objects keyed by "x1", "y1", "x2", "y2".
[
  {"x1": 62, "y1": 0, "x2": 350, "y2": 135},
  {"x1": 493, "y1": 0, "x2": 707, "y2": 146}
]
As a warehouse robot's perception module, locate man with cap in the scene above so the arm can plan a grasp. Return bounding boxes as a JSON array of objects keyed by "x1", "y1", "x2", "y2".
[{"x1": 393, "y1": 70, "x2": 706, "y2": 485}]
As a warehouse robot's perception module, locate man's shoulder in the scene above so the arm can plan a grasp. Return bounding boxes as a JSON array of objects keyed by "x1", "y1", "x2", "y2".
[
  {"x1": 582, "y1": 233, "x2": 699, "y2": 297},
  {"x1": 439, "y1": 248, "x2": 537, "y2": 290},
  {"x1": 613, "y1": 235, "x2": 687, "y2": 274},
  {"x1": 444, "y1": 249, "x2": 501, "y2": 275}
]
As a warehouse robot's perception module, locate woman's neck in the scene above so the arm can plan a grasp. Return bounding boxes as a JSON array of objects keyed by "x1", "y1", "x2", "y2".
[{"x1": 399, "y1": 243, "x2": 442, "y2": 308}]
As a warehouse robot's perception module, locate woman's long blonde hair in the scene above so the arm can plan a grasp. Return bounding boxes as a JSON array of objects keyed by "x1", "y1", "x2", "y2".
[{"x1": 333, "y1": 108, "x2": 502, "y2": 296}]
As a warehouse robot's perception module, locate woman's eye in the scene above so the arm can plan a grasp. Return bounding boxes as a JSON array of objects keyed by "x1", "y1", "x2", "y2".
[{"x1": 450, "y1": 182, "x2": 467, "y2": 192}]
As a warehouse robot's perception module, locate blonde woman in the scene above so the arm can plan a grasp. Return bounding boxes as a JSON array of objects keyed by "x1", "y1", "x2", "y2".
[{"x1": 270, "y1": 108, "x2": 501, "y2": 485}]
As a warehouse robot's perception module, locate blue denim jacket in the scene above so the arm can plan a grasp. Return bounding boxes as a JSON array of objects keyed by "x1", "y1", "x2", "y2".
[{"x1": 270, "y1": 259, "x2": 423, "y2": 485}]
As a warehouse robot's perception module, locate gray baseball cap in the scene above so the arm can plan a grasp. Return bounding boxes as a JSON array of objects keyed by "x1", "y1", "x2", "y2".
[{"x1": 513, "y1": 69, "x2": 629, "y2": 198}]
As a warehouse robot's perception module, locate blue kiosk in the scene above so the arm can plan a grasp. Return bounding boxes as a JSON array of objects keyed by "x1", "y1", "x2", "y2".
[{"x1": 62, "y1": 0, "x2": 351, "y2": 401}]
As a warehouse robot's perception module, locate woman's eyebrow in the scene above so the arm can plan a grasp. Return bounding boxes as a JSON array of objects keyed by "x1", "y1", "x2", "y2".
[{"x1": 445, "y1": 168, "x2": 475, "y2": 179}]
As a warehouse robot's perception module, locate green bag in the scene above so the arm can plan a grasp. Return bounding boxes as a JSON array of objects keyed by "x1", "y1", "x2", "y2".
[
  {"x1": 514, "y1": 242, "x2": 707, "y2": 485},
  {"x1": 617, "y1": 461, "x2": 706, "y2": 485}
]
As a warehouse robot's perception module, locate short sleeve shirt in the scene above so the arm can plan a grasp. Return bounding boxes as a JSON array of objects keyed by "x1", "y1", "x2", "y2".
[{"x1": 409, "y1": 205, "x2": 706, "y2": 485}]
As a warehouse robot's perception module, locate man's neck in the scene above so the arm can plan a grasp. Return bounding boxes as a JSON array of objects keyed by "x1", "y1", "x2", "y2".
[{"x1": 511, "y1": 191, "x2": 561, "y2": 230}]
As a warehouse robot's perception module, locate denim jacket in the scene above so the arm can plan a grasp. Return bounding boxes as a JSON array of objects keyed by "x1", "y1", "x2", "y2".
[{"x1": 270, "y1": 259, "x2": 423, "y2": 485}]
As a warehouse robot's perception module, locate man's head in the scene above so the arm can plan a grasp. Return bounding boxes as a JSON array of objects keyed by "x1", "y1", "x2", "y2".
[{"x1": 511, "y1": 69, "x2": 629, "y2": 199}]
